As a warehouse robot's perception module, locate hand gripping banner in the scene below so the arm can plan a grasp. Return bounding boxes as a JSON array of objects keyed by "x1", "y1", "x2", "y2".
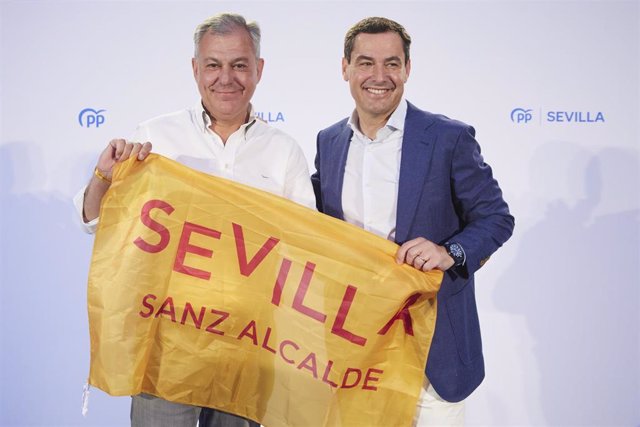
[{"x1": 87, "y1": 154, "x2": 442, "y2": 427}]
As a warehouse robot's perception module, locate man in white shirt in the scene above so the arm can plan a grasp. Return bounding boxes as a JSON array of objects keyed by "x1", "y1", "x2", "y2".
[
  {"x1": 76, "y1": 12, "x2": 314, "y2": 427},
  {"x1": 312, "y1": 17, "x2": 514, "y2": 426}
]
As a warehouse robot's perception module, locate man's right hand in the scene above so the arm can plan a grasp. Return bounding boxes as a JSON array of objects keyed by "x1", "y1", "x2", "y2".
[
  {"x1": 83, "y1": 139, "x2": 152, "y2": 222},
  {"x1": 96, "y1": 139, "x2": 153, "y2": 181}
]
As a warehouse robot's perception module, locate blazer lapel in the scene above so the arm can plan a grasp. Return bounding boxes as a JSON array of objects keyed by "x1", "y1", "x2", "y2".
[
  {"x1": 395, "y1": 103, "x2": 437, "y2": 243},
  {"x1": 325, "y1": 124, "x2": 353, "y2": 220}
]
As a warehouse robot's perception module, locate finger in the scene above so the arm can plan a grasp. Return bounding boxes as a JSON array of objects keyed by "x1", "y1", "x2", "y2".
[
  {"x1": 408, "y1": 250, "x2": 424, "y2": 266},
  {"x1": 119, "y1": 142, "x2": 135, "y2": 162},
  {"x1": 410, "y1": 256, "x2": 427, "y2": 270},
  {"x1": 129, "y1": 142, "x2": 143, "y2": 159},
  {"x1": 138, "y1": 142, "x2": 153, "y2": 160},
  {"x1": 97, "y1": 140, "x2": 119, "y2": 171},
  {"x1": 396, "y1": 239, "x2": 422, "y2": 264},
  {"x1": 413, "y1": 256, "x2": 426, "y2": 269},
  {"x1": 111, "y1": 139, "x2": 127, "y2": 161},
  {"x1": 421, "y1": 258, "x2": 435, "y2": 272},
  {"x1": 399, "y1": 245, "x2": 421, "y2": 265},
  {"x1": 396, "y1": 243, "x2": 411, "y2": 264}
]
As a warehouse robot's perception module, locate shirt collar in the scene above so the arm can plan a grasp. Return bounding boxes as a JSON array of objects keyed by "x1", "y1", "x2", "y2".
[
  {"x1": 347, "y1": 98, "x2": 408, "y2": 138},
  {"x1": 386, "y1": 98, "x2": 407, "y2": 132},
  {"x1": 199, "y1": 102, "x2": 257, "y2": 135}
]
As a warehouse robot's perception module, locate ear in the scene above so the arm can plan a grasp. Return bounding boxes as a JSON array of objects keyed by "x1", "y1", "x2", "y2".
[
  {"x1": 192, "y1": 57, "x2": 198, "y2": 80},
  {"x1": 341, "y1": 57, "x2": 349, "y2": 82},
  {"x1": 256, "y1": 58, "x2": 265, "y2": 82},
  {"x1": 404, "y1": 58, "x2": 411, "y2": 82}
]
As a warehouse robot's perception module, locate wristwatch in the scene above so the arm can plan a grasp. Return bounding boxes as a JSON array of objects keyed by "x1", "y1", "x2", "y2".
[{"x1": 444, "y1": 242, "x2": 466, "y2": 267}]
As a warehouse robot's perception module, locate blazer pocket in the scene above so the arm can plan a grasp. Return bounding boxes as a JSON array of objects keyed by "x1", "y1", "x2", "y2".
[{"x1": 445, "y1": 288, "x2": 483, "y2": 365}]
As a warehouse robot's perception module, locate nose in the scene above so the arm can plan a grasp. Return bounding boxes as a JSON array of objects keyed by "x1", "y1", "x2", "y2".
[
  {"x1": 371, "y1": 63, "x2": 387, "y2": 82},
  {"x1": 218, "y1": 65, "x2": 233, "y2": 85}
]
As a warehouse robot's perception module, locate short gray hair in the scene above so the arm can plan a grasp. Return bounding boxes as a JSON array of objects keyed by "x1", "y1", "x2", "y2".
[{"x1": 193, "y1": 12, "x2": 261, "y2": 58}]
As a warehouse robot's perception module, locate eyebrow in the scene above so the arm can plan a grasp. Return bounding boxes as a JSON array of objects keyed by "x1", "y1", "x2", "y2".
[
  {"x1": 354, "y1": 55, "x2": 403, "y2": 63},
  {"x1": 202, "y1": 56, "x2": 251, "y2": 63},
  {"x1": 354, "y1": 55, "x2": 374, "y2": 62}
]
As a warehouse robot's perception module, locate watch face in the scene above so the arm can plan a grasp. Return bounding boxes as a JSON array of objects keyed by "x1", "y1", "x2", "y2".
[
  {"x1": 449, "y1": 243, "x2": 464, "y2": 259},
  {"x1": 446, "y1": 242, "x2": 465, "y2": 266}
]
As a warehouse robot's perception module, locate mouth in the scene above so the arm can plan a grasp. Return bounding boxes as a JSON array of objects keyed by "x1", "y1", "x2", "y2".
[
  {"x1": 209, "y1": 84, "x2": 244, "y2": 95},
  {"x1": 365, "y1": 87, "x2": 391, "y2": 95},
  {"x1": 213, "y1": 89, "x2": 241, "y2": 94}
]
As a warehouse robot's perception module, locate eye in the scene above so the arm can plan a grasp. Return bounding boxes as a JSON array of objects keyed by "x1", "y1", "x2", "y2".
[
  {"x1": 386, "y1": 62, "x2": 400, "y2": 69},
  {"x1": 358, "y1": 61, "x2": 373, "y2": 68},
  {"x1": 233, "y1": 63, "x2": 248, "y2": 70},
  {"x1": 206, "y1": 63, "x2": 220, "y2": 69}
]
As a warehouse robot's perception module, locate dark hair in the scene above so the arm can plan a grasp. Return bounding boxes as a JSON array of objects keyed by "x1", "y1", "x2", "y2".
[{"x1": 344, "y1": 17, "x2": 411, "y2": 64}]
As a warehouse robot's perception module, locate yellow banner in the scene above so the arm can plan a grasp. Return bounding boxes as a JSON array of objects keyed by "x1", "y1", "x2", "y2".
[{"x1": 88, "y1": 154, "x2": 442, "y2": 427}]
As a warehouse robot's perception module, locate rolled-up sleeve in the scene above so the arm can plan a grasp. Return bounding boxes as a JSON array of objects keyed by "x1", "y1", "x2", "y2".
[{"x1": 73, "y1": 186, "x2": 98, "y2": 234}]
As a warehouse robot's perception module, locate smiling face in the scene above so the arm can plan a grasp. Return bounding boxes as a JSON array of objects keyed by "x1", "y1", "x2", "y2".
[
  {"x1": 342, "y1": 31, "x2": 410, "y2": 125},
  {"x1": 192, "y1": 28, "x2": 264, "y2": 126}
]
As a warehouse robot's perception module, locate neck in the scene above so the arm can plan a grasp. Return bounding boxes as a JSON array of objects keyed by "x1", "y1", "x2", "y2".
[
  {"x1": 210, "y1": 120, "x2": 244, "y2": 144},
  {"x1": 357, "y1": 111, "x2": 391, "y2": 140},
  {"x1": 205, "y1": 105, "x2": 251, "y2": 144}
]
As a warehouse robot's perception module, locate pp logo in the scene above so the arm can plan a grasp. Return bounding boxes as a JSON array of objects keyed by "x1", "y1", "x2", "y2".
[
  {"x1": 78, "y1": 108, "x2": 106, "y2": 128},
  {"x1": 510, "y1": 108, "x2": 533, "y2": 123}
]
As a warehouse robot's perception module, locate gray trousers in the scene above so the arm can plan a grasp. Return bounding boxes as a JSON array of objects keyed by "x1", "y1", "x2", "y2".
[{"x1": 131, "y1": 394, "x2": 258, "y2": 427}]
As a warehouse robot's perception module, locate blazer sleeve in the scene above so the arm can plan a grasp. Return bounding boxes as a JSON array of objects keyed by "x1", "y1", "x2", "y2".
[{"x1": 447, "y1": 125, "x2": 514, "y2": 278}]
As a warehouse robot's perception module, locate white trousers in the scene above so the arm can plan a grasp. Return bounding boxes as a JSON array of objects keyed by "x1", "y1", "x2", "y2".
[{"x1": 413, "y1": 378, "x2": 465, "y2": 427}]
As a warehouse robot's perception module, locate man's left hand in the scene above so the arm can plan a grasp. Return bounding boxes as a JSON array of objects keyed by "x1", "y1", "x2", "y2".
[{"x1": 395, "y1": 237, "x2": 454, "y2": 272}]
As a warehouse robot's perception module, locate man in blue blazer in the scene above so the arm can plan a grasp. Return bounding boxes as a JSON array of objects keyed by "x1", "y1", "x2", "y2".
[{"x1": 311, "y1": 17, "x2": 514, "y2": 426}]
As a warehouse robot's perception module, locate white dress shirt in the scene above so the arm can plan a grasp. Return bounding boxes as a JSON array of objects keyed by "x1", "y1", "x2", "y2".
[
  {"x1": 342, "y1": 100, "x2": 407, "y2": 241},
  {"x1": 74, "y1": 104, "x2": 315, "y2": 233}
]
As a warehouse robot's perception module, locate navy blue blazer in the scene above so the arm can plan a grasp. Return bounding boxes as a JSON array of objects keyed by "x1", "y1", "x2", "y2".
[{"x1": 311, "y1": 102, "x2": 514, "y2": 402}]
